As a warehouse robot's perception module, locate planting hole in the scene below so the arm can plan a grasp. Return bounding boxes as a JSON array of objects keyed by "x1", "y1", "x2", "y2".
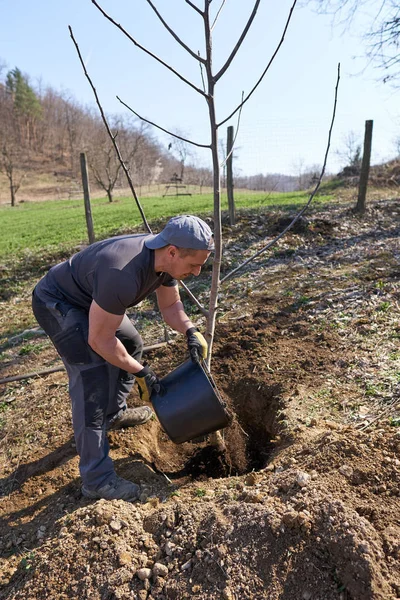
[{"x1": 182, "y1": 380, "x2": 282, "y2": 479}]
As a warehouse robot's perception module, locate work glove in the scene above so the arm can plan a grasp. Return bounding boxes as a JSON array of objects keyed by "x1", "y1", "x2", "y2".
[
  {"x1": 186, "y1": 327, "x2": 208, "y2": 363},
  {"x1": 135, "y1": 364, "x2": 164, "y2": 402}
]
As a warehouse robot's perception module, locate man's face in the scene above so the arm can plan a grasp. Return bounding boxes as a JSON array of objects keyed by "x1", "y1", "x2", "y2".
[{"x1": 167, "y1": 248, "x2": 211, "y2": 280}]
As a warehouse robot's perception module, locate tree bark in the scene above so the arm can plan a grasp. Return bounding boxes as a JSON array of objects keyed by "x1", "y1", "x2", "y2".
[{"x1": 355, "y1": 119, "x2": 373, "y2": 214}]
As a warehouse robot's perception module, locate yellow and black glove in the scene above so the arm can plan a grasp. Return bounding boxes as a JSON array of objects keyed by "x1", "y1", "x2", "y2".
[
  {"x1": 135, "y1": 364, "x2": 164, "y2": 403},
  {"x1": 186, "y1": 327, "x2": 208, "y2": 363}
]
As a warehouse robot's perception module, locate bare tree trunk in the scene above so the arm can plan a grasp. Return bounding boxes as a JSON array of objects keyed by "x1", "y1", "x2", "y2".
[
  {"x1": 107, "y1": 189, "x2": 113, "y2": 202},
  {"x1": 10, "y1": 182, "x2": 16, "y2": 207},
  {"x1": 204, "y1": 1, "x2": 221, "y2": 368},
  {"x1": 227, "y1": 125, "x2": 235, "y2": 226},
  {"x1": 355, "y1": 119, "x2": 373, "y2": 215},
  {"x1": 80, "y1": 152, "x2": 95, "y2": 245}
]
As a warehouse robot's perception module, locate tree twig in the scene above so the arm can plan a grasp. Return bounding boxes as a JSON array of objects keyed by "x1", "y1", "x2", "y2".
[
  {"x1": 117, "y1": 97, "x2": 210, "y2": 149},
  {"x1": 211, "y1": 0, "x2": 226, "y2": 31},
  {"x1": 220, "y1": 63, "x2": 341, "y2": 284},
  {"x1": 218, "y1": 0, "x2": 298, "y2": 127},
  {"x1": 214, "y1": 0, "x2": 261, "y2": 83},
  {"x1": 185, "y1": 0, "x2": 203, "y2": 16},
  {"x1": 145, "y1": 0, "x2": 206, "y2": 63},
  {"x1": 91, "y1": 0, "x2": 208, "y2": 97},
  {"x1": 69, "y1": 26, "x2": 152, "y2": 233},
  {"x1": 178, "y1": 280, "x2": 209, "y2": 316}
]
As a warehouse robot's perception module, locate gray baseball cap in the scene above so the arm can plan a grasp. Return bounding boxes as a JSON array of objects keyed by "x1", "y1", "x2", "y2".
[{"x1": 145, "y1": 215, "x2": 214, "y2": 251}]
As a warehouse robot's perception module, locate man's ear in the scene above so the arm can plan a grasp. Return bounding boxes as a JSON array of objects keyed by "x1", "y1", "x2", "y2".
[{"x1": 168, "y1": 245, "x2": 177, "y2": 258}]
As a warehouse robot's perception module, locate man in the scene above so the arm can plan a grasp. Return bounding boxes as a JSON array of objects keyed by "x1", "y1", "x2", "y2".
[{"x1": 32, "y1": 215, "x2": 213, "y2": 501}]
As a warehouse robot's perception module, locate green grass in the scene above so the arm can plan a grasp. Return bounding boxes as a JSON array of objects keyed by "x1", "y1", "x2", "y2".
[{"x1": 0, "y1": 189, "x2": 329, "y2": 260}]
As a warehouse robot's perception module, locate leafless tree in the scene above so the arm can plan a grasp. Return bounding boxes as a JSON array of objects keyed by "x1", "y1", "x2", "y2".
[
  {"x1": 70, "y1": 1, "x2": 340, "y2": 378},
  {"x1": 336, "y1": 130, "x2": 362, "y2": 174},
  {"x1": 79, "y1": 0, "x2": 300, "y2": 366},
  {"x1": 168, "y1": 132, "x2": 194, "y2": 181},
  {"x1": 307, "y1": 0, "x2": 400, "y2": 85}
]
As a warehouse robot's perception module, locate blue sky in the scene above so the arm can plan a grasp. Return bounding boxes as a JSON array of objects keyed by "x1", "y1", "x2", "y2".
[{"x1": 0, "y1": 0, "x2": 398, "y2": 176}]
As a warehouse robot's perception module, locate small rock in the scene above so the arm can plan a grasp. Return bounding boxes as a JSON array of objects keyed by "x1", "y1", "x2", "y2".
[
  {"x1": 153, "y1": 563, "x2": 169, "y2": 578},
  {"x1": 282, "y1": 511, "x2": 298, "y2": 528},
  {"x1": 138, "y1": 591, "x2": 148, "y2": 600},
  {"x1": 244, "y1": 491, "x2": 263, "y2": 503},
  {"x1": 192, "y1": 585, "x2": 201, "y2": 593},
  {"x1": 296, "y1": 471, "x2": 311, "y2": 487},
  {"x1": 222, "y1": 587, "x2": 235, "y2": 600},
  {"x1": 137, "y1": 568, "x2": 152, "y2": 581},
  {"x1": 165, "y1": 541, "x2": 175, "y2": 556},
  {"x1": 181, "y1": 559, "x2": 192, "y2": 571},
  {"x1": 118, "y1": 551, "x2": 132, "y2": 566},
  {"x1": 339, "y1": 465, "x2": 353, "y2": 478},
  {"x1": 325, "y1": 420, "x2": 340, "y2": 430},
  {"x1": 359, "y1": 543, "x2": 370, "y2": 554},
  {"x1": 245, "y1": 472, "x2": 257, "y2": 486},
  {"x1": 109, "y1": 520, "x2": 122, "y2": 532}
]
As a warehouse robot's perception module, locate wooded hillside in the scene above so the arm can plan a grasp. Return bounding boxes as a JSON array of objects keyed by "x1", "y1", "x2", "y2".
[
  {"x1": 0, "y1": 66, "x2": 315, "y2": 204},
  {"x1": 0, "y1": 67, "x2": 218, "y2": 204}
]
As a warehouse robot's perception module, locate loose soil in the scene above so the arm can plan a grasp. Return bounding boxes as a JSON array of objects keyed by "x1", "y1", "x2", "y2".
[{"x1": 1, "y1": 192, "x2": 400, "y2": 599}]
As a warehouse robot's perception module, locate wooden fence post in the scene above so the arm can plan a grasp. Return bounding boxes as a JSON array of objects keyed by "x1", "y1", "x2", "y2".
[
  {"x1": 80, "y1": 152, "x2": 95, "y2": 244},
  {"x1": 355, "y1": 120, "x2": 373, "y2": 214},
  {"x1": 226, "y1": 125, "x2": 235, "y2": 226}
]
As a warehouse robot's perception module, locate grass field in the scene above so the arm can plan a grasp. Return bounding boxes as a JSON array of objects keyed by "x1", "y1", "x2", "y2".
[{"x1": 0, "y1": 189, "x2": 330, "y2": 260}]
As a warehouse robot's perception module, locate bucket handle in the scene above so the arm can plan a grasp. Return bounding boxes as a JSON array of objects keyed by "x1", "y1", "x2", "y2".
[{"x1": 199, "y1": 359, "x2": 225, "y2": 404}]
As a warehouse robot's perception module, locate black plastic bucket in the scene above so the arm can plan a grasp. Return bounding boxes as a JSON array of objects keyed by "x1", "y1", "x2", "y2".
[{"x1": 151, "y1": 359, "x2": 231, "y2": 444}]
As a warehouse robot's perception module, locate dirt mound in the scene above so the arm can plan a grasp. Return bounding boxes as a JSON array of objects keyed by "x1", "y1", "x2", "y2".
[{"x1": 3, "y1": 425, "x2": 400, "y2": 600}]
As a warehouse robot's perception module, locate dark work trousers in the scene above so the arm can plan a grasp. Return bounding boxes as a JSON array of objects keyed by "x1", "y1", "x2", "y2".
[{"x1": 32, "y1": 280, "x2": 143, "y2": 490}]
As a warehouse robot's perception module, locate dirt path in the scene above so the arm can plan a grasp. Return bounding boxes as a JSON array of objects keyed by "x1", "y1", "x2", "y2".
[{"x1": 0, "y1": 196, "x2": 399, "y2": 599}]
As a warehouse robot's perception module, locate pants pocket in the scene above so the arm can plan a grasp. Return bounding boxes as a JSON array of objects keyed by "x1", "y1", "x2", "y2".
[{"x1": 52, "y1": 323, "x2": 92, "y2": 365}]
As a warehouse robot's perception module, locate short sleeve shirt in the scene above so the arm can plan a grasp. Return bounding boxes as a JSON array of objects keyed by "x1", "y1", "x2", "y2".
[{"x1": 45, "y1": 234, "x2": 177, "y2": 315}]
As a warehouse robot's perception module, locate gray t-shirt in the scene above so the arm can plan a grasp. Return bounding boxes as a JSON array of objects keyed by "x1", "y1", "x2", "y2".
[{"x1": 43, "y1": 234, "x2": 177, "y2": 315}]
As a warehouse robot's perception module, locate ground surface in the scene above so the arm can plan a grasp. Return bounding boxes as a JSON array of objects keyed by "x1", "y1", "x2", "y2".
[{"x1": 0, "y1": 190, "x2": 400, "y2": 600}]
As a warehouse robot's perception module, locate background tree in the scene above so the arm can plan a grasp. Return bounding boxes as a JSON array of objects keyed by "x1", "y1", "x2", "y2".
[
  {"x1": 168, "y1": 133, "x2": 193, "y2": 181},
  {"x1": 0, "y1": 90, "x2": 26, "y2": 206},
  {"x1": 307, "y1": 0, "x2": 400, "y2": 85},
  {"x1": 336, "y1": 130, "x2": 362, "y2": 175},
  {"x1": 5, "y1": 67, "x2": 42, "y2": 148}
]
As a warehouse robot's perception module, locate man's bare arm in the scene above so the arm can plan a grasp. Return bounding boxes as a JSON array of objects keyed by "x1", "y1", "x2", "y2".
[
  {"x1": 88, "y1": 300, "x2": 143, "y2": 373},
  {"x1": 156, "y1": 285, "x2": 194, "y2": 334}
]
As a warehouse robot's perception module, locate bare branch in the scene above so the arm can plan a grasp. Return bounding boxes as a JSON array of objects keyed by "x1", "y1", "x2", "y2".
[
  {"x1": 219, "y1": 91, "x2": 244, "y2": 169},
  {"x1": 179, "y1": 280, "x2": 208, "y2": 316},
  {"x1": 185, "y1": 0, "x2": 203, "y2": 15},
  {"x1": 69, "y1": 26, "x2": 152, "y2": 233},
  {"x1": 214, "y1": 0, "x2": 261, "y2": 83},
  {"x1": 218, "y1": 0, "x2": 298, "y2": 127},
  {"x1": 145, "y1": 0, "x2": 206, "y2": 63},
  {"x1": 220, "y1": 63, "x2": 341, "y2": 284},
  {"x1": 211, "y1": 0, "x2": 226, "y2": 31},
  {"x1": 117, "y1": 96, "x2": 210, "y2": 149},
  {"x1": 91, "y1": 0, "x2": 208, "y2": 97}
]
